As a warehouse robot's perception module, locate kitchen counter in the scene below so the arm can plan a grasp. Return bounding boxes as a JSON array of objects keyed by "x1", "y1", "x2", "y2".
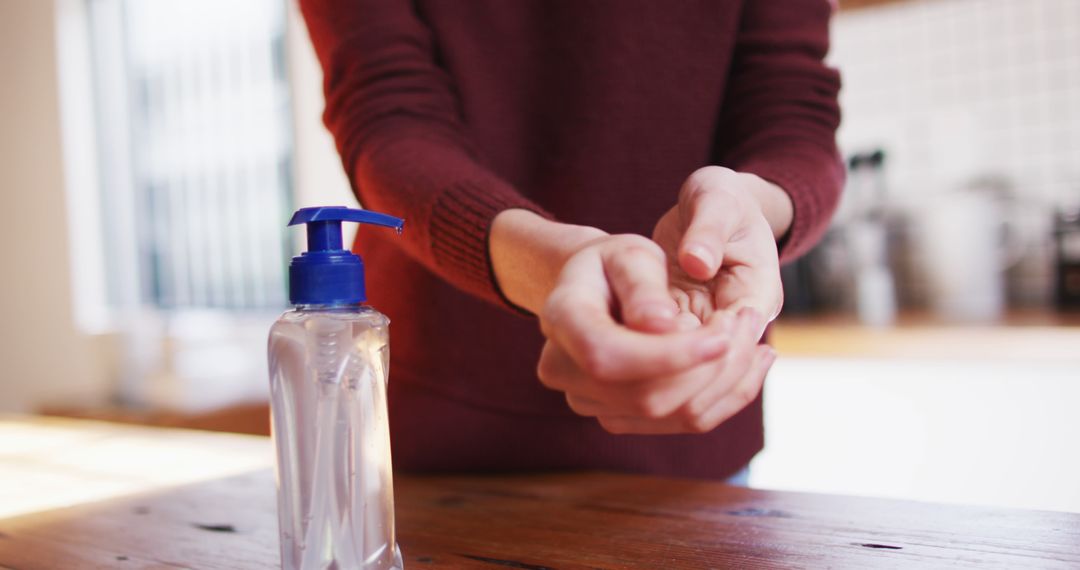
[
  {"x1": 771, "y1": 309, "x2": 1080, "y2": 360},
  {"x1": 1, "y1": 417, "x2": 1078, "y2": 569}
]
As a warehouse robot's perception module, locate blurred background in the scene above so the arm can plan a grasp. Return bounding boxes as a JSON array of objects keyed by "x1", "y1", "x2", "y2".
[{"x1": 1, "y1": 0, "x2": 1077, "y2": 513}]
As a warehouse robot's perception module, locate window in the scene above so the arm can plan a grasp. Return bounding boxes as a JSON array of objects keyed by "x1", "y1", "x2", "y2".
[
  {"x1": 88, "y1": 0, "x2": 292, "y2": 313},
  {"x1": 63, "y1": 0, "x2": 294, "y2": 410}
]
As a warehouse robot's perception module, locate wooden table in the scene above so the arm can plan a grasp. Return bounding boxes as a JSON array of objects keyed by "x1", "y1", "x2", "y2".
[{"x1": 1, "y1": 417, "x2": 1078, "y2": 569}]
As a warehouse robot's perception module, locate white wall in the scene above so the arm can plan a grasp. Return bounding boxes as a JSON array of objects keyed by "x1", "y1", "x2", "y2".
[
  {"x1": 285, "y1": 0, "x2": 358, "y2": 248},
  {"x1": 833, "y1": 0, "x2": 1080, "y2": 204},
  {"x1": 0, "y1": 0, "x2": 111, "y2": 412}
]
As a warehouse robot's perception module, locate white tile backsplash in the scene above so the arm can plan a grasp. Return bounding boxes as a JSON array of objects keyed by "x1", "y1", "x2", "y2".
[
  {"x1": 830, "y1": 0, "x2": 1080, "y2": 305},
  {"x1": 832, "y1": 0, "x2": 1080, "y2": 208}
]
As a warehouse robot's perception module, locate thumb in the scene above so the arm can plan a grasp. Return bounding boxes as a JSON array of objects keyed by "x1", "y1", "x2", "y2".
[
  {"x1": 678, "y1": 189, "x2": 739, "y2": 281},
  {"x1": 602, "y1": 238, "x2": 680, "y2": 333},
  {"x1": 712, "y1": 256, "x2": 784, "y2": 336}
]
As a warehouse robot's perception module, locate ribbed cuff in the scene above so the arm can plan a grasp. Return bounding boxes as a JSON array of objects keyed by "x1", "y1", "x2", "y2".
[
  {"x1": 430, "y1": 180, "x2": 552, "y2": 310},
  {"x1": 735, "y1": 152, "x2": 844, "y2": 264}
]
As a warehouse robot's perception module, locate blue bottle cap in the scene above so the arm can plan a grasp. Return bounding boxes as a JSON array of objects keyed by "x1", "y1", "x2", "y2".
[{"x1": 287, "y1": 206, "x2": 404, "y2": 305}]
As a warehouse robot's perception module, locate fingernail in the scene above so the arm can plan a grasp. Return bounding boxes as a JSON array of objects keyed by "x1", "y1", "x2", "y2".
[
  {"x1": 686, "y1": 244, "x2": 715, "y2": 272},
  {"x1": 638, "y1": 303, "x2": 676, "y2": 324},
  {"x1": 695, "y1": 335, "x2": 727, "y2": 360}
]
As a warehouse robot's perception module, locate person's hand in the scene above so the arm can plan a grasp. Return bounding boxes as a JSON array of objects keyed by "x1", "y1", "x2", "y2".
[
  {"x1": 652, "y1": 166, "x2": 789, "y2": 325},
  {"x1": 561, "y1": 165, "x2": 788, "y2": 434},
  {"x1": 535, "y1": 233, "x2": 777, "y2": 434},
  {"x1": 492, "y1": 163, "x2": 793, "y2": 435}
]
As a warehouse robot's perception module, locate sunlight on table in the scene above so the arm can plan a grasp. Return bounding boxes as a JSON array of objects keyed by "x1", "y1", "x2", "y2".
[{"x1": 0, "y1": 416, "x2": 272, "y2": 520}]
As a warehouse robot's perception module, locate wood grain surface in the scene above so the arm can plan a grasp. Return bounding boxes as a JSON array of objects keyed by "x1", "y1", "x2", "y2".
[{"x1": 1, "y1": 418, "x2": 1078, "y2": 569}]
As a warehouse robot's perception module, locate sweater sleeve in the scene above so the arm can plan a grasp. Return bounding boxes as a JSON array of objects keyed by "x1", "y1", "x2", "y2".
[
  {"x1": 713, "y1": 0, "x2": 845, "y2": 263},
  {"x1": 298, "y1": 0, "x2": 550, "y2": 306}
]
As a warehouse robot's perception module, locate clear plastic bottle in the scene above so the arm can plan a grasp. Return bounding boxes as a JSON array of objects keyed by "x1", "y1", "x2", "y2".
[{"x1": 269, "y1": 207, "x2": 405, "y2": 570}]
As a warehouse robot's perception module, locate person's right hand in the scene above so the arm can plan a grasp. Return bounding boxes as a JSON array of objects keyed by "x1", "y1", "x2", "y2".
[{"x1": 535, "y1": 233, "x2": 777, "y2": 434}]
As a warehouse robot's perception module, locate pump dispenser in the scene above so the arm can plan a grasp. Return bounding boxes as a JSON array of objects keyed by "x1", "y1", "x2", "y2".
[
  {"x1": 269, "y1": 206, "x2": 405, "y2": 570},
  {"x1": 287, "y1": 206, "x2": 403, "y2": 306}
]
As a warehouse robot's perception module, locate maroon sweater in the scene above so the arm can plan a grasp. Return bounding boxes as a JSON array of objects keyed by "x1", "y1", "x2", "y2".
[{"x1": 300, "y1": 0, "x2": 843, "y2": 479}]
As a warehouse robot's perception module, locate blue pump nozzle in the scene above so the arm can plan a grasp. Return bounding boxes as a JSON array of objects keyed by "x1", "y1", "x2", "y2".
[{"x1": 287, "y1": 206, "x2": 404, "y2": 305}]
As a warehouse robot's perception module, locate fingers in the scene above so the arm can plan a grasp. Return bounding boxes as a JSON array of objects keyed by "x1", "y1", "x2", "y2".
[
  {"x1": 691, "y1": 344, "x2": 776, "y2": 431},
  {"x1": 673, "y1": 310, "x2": 703, "y2": 332},
  {"x1": 595, "y1": 344, "x2": 776, "y2": 435},
  {"x1": 537, "y1": 226, "x2": 780, "y2": 436},
  {"x1": 711, "y1": 236, "x2": 783, "y2": 323},
  {"x1": 684, "y1": 309, "x2": 765, "y2": 415},
  {"x1": 668, "y1": 288, "x2": 703, "y2": 331},
  {"x1": 550, "y1": 347, "x2": 718, "y2": 420},
  {"x1": 540, "y1": 341, "x2": 679, "y2": 419},
  {"x1": 541, "y1": 310, "x2": 773, "y2": 434},
  {"x1": 596, "y1": 309, "x2": 760, "y2": 434},
  {"x1": 542, "y1": 289, "x2": 730, "y2": 382},
  {"x1": 677, "y1": 169, "x2": 743, "y2": 281},
  {"x1": 602, "y1": 239, "x2": 679, "y2": 333}
]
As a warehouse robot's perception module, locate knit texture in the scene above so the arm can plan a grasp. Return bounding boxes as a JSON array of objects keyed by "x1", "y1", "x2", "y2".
[{"x1": 301, "y1": 0, "x2": 843, "y2": 479}]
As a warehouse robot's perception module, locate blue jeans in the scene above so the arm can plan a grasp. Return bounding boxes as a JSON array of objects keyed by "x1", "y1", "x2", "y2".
[{"x1": 725, "y1": 465, "x2": 751, "y2": 487}]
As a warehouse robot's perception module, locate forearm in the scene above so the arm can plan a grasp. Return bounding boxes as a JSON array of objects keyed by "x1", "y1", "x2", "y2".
[
  {"x1": 710, "y1": 0, "x2": 842, "y2": 261},
  {"x1": 304, "y1": 0, "x2": 560, "y2": 308},
  {"x1": 741, "y1": 172, "x2": 794, "y2": 242},
  {"x1": 734, "y1": 150, "x2": 844, "y2": 262},
  {"x1": 489, "y1": 209, "x2": 607, "y2": 315}
]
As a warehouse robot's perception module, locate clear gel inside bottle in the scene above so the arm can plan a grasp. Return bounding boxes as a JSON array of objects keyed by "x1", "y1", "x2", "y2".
[{"x1": 269, "y1": 304, "x2": 402, "y2": 570}]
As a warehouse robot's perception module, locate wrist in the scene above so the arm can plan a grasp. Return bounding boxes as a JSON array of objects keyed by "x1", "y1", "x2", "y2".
[
  {"x1": 740, "y1": 172, "x2": 794, "y2": 241},
  {"x1": 490, "y1": 209, "x2": 606, "y2": 314}
]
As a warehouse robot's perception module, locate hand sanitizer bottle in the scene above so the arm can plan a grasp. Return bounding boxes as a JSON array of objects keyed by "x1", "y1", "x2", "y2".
[{"x1": 269, "y1": 206, "x2": 405, "y2": 570}]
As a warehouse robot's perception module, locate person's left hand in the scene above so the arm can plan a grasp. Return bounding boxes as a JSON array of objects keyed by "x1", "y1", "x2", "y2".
[
  {"x1": 652, "y1": 166, "x2": 787, "y2": 330},
  {"x1": 523, "y1": 166, "x2": 793, "y2": 435},
  {"x1": 588, "y1": 166, "x2": 788, "y2": 433}
]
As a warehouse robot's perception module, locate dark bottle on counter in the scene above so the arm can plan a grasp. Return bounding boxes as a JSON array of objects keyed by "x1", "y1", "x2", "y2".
[{"x1": 1054, "y1": 206, "x2": 1080, "y2": 310}]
